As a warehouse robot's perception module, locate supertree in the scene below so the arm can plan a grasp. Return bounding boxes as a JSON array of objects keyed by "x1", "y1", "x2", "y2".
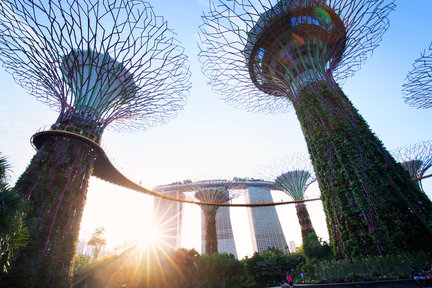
[
  {"x1": 188, "y1": 180, "x2": 242, "y2": 254},
  {"x1": 199, "y1": 0, "x2": 432, "y2": 258},
  {"x1": 0, "y1": 0, "x2": 190, "y2": 286},
  {"x1": 267, "y1": 154, "x2": 317, "y2": 242},
  {"x1": 394, "y1": 140, "x2": 432, "y2": 193},
  {"x1": 403, "y1": 42, "x2": 432, "y2": 109}
]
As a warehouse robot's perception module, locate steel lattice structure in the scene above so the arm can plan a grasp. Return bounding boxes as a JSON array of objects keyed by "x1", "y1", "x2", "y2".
[
  {"x1": 266, "y1": 154, "x2": 317, "y2": 242},
  {"x1": 394, "y1": 140, "x2": 432, "y2": 193},
  {"x1": 199, "y1": 0, "x2": 393, "y2": 113},
  {"x1": 403, "y1": 41, "x2": 432, "y2": 109},
  {"x1": 0, "y1": 0, "x2": 189, "y2": 134},
  {"x1": 199, "y1": 0, "x2": 432, "y2": 258},
  {"x1": 0, "y1": 0, "x2": 190, "y2": 286}
]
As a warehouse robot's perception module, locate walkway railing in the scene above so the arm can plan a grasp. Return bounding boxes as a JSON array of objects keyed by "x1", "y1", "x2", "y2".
[{"x1": 31, "y1": 129, "x2": 429, "y2": 207}]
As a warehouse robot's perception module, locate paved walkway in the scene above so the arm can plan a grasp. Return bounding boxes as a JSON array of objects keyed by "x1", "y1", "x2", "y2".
[{"x1": 267, "y1": 279, "x2": 423, "y2": 288}]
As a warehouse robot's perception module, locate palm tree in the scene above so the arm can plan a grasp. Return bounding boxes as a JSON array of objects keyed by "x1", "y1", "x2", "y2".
[
  {"x1": 0, "y1": 153, "x2": 28, "y2": 272},
  {"x1": 87, "y1": 227, "x2": 106, "y2": 259}
]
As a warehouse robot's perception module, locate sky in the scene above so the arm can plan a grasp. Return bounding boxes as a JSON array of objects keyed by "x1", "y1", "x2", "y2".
[{"x1": 0, "y1": 0, "x2": 431, "y2": 260}]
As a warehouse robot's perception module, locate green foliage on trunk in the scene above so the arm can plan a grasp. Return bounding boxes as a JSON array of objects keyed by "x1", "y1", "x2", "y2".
[
  {"x1": 204, "y1": 210, "x2": 218, "y2": 254},
  {"x1": 3, "y1": 137, "x2": 96, "y2": 288},
  {"x1": 293, "y1": 82, "x2": 432, "y2": 258},
  {"x1": 295, "y1": 203, "x2": 316, "y2": 242}
]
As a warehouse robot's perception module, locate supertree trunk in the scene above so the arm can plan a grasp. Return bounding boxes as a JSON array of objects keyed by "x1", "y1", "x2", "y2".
[
  {"x1": 294, "y1": 81, "x2": 432, "y2": 258},
  {"x1": 204, "y1": 209, "x2": 218, "y2": 254},
  {"x1": 190, "y1": 180, "x2": 243, "y2": 254},
  {"x1": 295, "y1": 202, "x2": 315, "y2": 242},
  {"x1": 4, "y1": 133, "x2": 96, "y2": 287}
]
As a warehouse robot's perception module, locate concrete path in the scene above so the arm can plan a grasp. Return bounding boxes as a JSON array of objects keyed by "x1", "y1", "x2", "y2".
[{"x1": 267, "y1": 279, "x2": 424, "y2": 288}]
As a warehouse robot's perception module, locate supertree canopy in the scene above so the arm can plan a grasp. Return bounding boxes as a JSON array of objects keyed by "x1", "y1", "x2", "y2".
[
  {"x1": 199, "y1": 0, "x2": 432, "y2": 258},
  {"x1": 0, "y1": 0, "x2": 190, "y2": 286},
  {"x1": 403, "y1": 42, "x2": 432, "y2": 109},
  {"x1": 268, "y1": 154, "x2": 317, "y2": 242},
  {"x1": 394, "y1": 140, "x2": 432, "y2": 193}
]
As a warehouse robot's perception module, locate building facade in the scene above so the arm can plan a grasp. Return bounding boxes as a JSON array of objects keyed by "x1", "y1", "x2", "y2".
[
  {"x1": 245, "y1": 186, "x2": 288, "y2": 253},
  {"x1": 154, "y1": 180, "x2": 287, "y2": 256},
  {"x1": 152, "y1": 190, "x2": 184, "y2": 251}
]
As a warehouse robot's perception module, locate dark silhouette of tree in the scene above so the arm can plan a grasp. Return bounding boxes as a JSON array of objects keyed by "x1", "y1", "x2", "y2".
[{"x1": 0, "y1": 154, "x2": 27, "y2": 273}]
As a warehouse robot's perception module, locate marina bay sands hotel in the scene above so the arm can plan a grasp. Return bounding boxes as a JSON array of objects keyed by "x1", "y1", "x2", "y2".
[{"x1": 153, "y1": 180, "x2": 292, "y2": 258}]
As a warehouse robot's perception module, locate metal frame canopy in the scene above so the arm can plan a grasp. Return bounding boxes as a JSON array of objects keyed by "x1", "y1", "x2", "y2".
[
  {"x1": 0, "y1": 0, "x2": 190, "y2": 133},
  {"x1": 59, "y1": 49, "x2": 138, "y2": 121},
  {"x1": 243, "y1": 0, "x2": 346, "y2": 97},
  {"x1": 403, "y1": 41, "x2": 432, "y2": 109},
  {"x1": 199, "y1": 0, "x2": 395, "y2": 113}
]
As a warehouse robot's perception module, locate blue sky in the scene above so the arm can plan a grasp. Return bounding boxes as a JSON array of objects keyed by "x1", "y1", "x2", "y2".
[{"x1": 0, "y1": 0, "x2": 431, "y2": 259}]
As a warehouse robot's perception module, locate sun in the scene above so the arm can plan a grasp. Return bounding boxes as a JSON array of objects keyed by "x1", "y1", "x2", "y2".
[{"x1": 134, "y1": 221, "x2": 162, "y2": 252}]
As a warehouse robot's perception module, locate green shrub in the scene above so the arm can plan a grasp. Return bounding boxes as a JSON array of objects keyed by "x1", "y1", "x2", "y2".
[
  {"x1": 295, "y1": 252, "x2": 430, "y2": 283},
  {"x1": 303, "y1": 232, "x2": 332, "y2": 261}
]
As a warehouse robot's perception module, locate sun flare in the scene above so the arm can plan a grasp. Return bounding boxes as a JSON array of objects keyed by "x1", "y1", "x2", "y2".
[{"x1": 133, "y1": 222, "x2": 162, "y2": 252}]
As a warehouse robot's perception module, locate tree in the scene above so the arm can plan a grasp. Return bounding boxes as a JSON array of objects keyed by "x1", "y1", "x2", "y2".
[
  {"x1": 243, "y1": 248, "x2": 305, "y2": 286},
  {"x1": 71, "y1": 254, "x2": 92, "y2": 277},
  {"x1": 87, "y1": 227, "x2": 106, "y2": 260},
  {"x1": 167, "y1": 248, "x2": 201, "y2": 287},
  {"x1": 303, "y1": 233, "x2": 332, "y2": 261},
  {"x1": 197, "y1": 253, "x2": 244, "y2": 288},
  {"x1": 0, "y1": 154, "x2": 28, "y2": 273}
]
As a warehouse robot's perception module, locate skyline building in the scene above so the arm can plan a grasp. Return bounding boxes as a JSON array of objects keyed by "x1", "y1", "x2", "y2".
[
  {"x1": 154, "y1": 181, "x2": 240, "y2": 256},
  {"x1": 245, "y1": 186, "x2": 288, "y2": 253},
  {"x1": 288, "y1": 241, "x2": 297, "y2": 254},
  {"x1": 154, "y1": 180, "x2": 286, "y2": 257},
  {"x1": 152, "y1": 190, "x2": 184, "y2": 251}
]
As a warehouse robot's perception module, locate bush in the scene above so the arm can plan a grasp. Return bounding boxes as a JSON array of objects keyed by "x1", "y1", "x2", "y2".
[
  {"x1": 242, "y1": 248, "x2": 305, "y2": 286},
  {"x1": 71, "y1": 254, "x2": 93, "y2": 276},
  {"x1": 295, "y1": 252, "x2": 431, "y2": 284},
  {"x1": 303, "y1": 232, "x2": 332, "y2": 261}
]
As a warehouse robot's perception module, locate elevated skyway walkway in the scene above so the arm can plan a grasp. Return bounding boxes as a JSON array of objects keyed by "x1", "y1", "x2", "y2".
[{"x1": 32, "y1": 129, "x2": 429, "y2": 207}]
